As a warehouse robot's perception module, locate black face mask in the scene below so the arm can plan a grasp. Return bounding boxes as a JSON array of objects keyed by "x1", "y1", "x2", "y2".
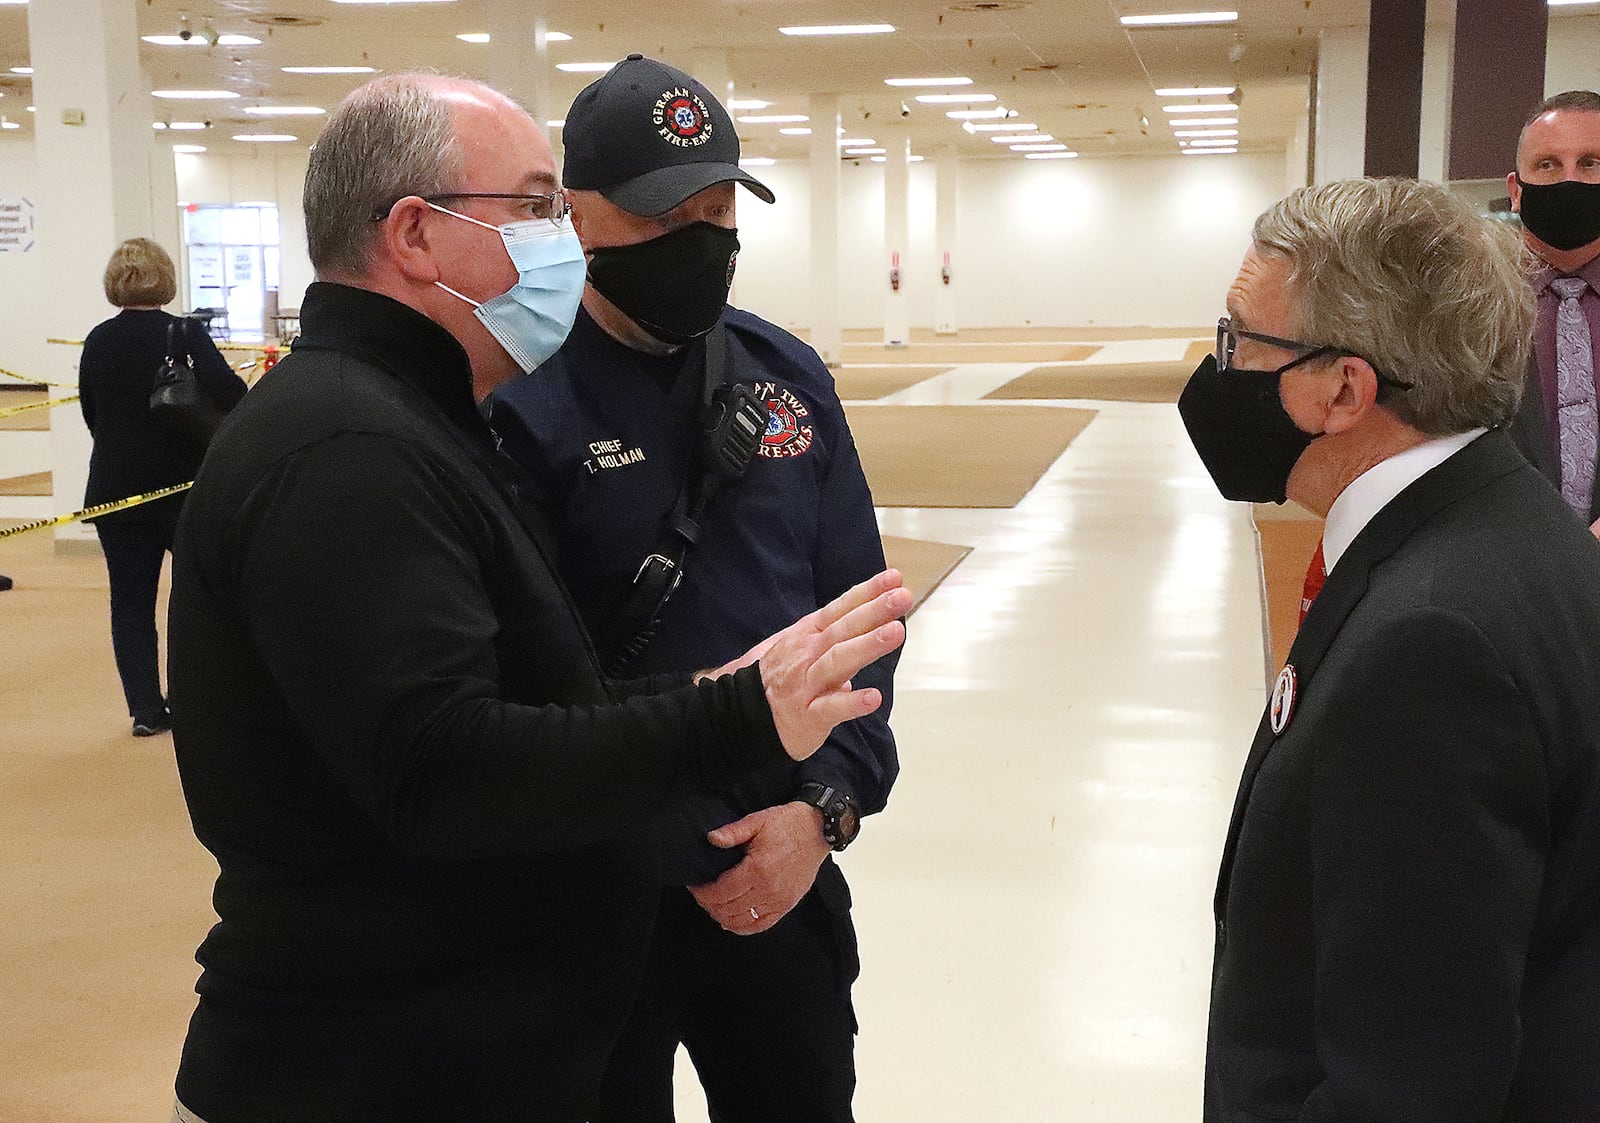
[
  {"x1": 586, "y1": 222, "x2": 740, "y2": 345},
  {"x1": 1515, "y1": 176, "x2": 1600, "y2": 252},
  {"x1": 1177, "y1": 354, "x2": 1320, "y2": 504}
]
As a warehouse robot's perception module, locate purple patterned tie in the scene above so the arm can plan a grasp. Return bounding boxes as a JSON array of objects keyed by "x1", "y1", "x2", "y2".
[{"x1": 1551, "y1": 276, "x2": 1596, "y2": 516}]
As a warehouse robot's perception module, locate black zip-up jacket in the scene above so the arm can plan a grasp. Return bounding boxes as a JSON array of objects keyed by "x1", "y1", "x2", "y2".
[{"x1": 168, "y1": 282, "x2": 788, "y2": 1122}]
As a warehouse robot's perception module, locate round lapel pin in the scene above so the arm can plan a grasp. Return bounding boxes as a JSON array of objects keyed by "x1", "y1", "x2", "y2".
[{"x1": 1270, "y1": 665, "x2": 1298, "y2": 735}]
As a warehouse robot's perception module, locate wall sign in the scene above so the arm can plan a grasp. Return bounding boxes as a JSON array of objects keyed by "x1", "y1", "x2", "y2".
[{"x1": 0, "y1": 196, "x2": 35, "y2": 253}]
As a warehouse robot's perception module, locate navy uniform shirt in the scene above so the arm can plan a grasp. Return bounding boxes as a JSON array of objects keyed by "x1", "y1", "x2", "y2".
[{"x1": 488, "y1": 304, "x2": 899, "y2": 884}]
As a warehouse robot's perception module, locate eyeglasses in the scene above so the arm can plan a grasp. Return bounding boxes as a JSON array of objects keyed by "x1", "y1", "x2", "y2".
[
  {"x1": 370, "y1": 191, "x2": 571, "y2": 225},
  {"x1": 1215, "y1": 317, "x2": 1413, "y2": 392}
]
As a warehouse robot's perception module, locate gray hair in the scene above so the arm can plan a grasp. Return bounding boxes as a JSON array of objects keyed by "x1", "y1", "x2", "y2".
[
  {"x1": 1251, "y1": 178, "x2": 1533, "y2": 436},
  {"x1": 303, "y1": 74, "x2": 468, "y2": 277}
]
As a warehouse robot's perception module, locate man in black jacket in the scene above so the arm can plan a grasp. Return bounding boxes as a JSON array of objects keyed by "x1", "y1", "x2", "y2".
[
  {"x1": 1179, "y1": 178, "x2": 1600, "y2": 1120},
  {"x1": 165, "y1": 73, "x2": 909, "y2": 1123}
]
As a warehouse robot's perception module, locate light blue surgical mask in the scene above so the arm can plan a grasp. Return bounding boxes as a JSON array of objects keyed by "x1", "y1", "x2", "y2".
[{"x1": 430, "y1": 203, "x2": 586, "y2": 373}]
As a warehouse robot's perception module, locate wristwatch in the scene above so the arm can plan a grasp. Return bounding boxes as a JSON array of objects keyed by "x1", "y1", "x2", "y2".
[{"x1": 797, "y1": 782, "x2": 860, "y2": 852}]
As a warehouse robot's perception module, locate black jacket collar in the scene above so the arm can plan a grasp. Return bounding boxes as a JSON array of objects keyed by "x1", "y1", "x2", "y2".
[{"x1": 296, "y1": 281, "x2": 479, "y2": 426}]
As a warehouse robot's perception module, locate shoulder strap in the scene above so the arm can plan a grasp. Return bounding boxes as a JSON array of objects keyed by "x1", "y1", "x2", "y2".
[{"x1": 607, "y1": 319, "x2": 767, "y2": 676}]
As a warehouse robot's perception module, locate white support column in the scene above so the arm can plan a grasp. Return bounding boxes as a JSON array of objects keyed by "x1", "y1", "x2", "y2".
[
  {"x1": 808, "y1": 93, "x2": 842, "y2": 367},
  {"x1": 882, "y1": 124, "x2": 911, "y2": 347},
  {"x1": 1418, "y1": 22, "x2": 1455, "y2": 183},
  {"x1": 1313, "y1": 27, "x2": 1369, "y2": 183},
  {"x1": 934, "y1": 144, "x2": 959, "y2": 336},
  {"x1": 31, "y1": 0, "x2": 152, "y2": 545},
  {"x1": 483, "y1": 1, "x2": 550, "y2": 127}
]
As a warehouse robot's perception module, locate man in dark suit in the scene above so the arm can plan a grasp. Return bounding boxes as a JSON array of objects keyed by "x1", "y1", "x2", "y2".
[
  {"x1": 1179, "y1": 178, "x2": 1600, "y2": 1120},
  {"x1": 1505, "y1": 90, "x2": 1600, "y2": 535}
]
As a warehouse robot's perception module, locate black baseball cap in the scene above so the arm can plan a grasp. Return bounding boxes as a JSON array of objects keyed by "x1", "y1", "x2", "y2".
[{"x1": 562, "y1": 53, "x2": 775, "y2": 217}]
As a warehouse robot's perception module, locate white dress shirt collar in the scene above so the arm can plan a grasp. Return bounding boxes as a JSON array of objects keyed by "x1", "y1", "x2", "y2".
[{"x1": 1322, "y1": 428, "x2": 1488, "y2": 574}]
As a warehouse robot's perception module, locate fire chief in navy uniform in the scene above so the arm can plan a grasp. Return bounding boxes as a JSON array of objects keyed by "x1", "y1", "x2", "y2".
[
  {"x1": 488, "y1": 57, "x2": 897, "y2": 1122},
  {"x1": 1179, "y1": 178, "x2": 1600, "y2": 1120}
]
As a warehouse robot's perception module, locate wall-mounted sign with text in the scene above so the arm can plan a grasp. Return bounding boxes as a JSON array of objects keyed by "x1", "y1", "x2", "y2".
[{"x1": 0, "y1": 196, "x2": 35, "y2": 253}]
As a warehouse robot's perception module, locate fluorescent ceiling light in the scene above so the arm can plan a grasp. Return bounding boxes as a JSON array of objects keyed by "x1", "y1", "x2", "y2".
[
  {"x1": 739, "y1": 114, "x2": 808, "y2": 123},
  {"x1": 172, "y1": 144, "x2": 207, "y2": 153},
  {"x1": 545, "y1": 31, "x2": 573, "y2": 40},
  {"x1": 168, "y1": 121, "x2": 208, "y2": 130},
  {"x1": 739, "y1": 157, "x2": 776, "y2": 166},
  {"x1": 153, "y1": 89, "x2": 240, "y2": 99},
  {"x1": 1182, "y1": 146, "x2": 1237, "y2": 154},
  {"x1": 9, "y1": 66, "x2": 31, "y2": 74},
  {"x1": 555, "y1": 61, "x2": 618, "y2": 73},
  {"x1": 918, "y1": 93, "x2": 997, "y2": 104},
  {"x1": 968, "y1": 122, "x2": 1037, "y2": 132},
  {"x1": 245, "y1": 106, "x2": 326, "y2": 116},
  {"x1": 142, "y1": 34, "x2": 262, "y2": 46},
  {"x1": 947, "y1": 108, "x2": 1009, "y2": 119},
  {"x1": 1174, "y1": 127, "x2": 1237, "y2": 137},
  {"x1": 885, "y1": 76, "x2": 972, "y2": 87},
  {"x1": 845, "y1": 147, "x2": 886, "y2": 155},
  {"x1": 282, "y1": 66, "x2": 376, "y2": 74},
  {"x1": 1155, "y1": 85, "x2": 1235, "y2": 96},
  {"x1": 1025, "y1": 152, "x2": 1079, "y2": 159},
  {"x1": 996, "y1": 134, "x2": 1054, "y2": 144},
  {"x1": 1169, "y1": 116, "x2": 1237, "y2": 126},
  {"x1": 1163, "y1": 103, "x2": 1236, "y2": 113},
  {"x1": 780, "y1": 23, "x2": 894, "y2": 35},
  {"x1": 1121, "y1": 11, "x2": 1238, "y2": 26},
  {"x1": 0, "y1": 119, "x2": 19, "y2": 130},
  {"x1": 728, "y1": 99, "x2": 770, "y2": 110},
  {"x1": 456, "y1": 32, "x2": 490, "y2": 43},
  {"x1": 25, "y1": 105, "x2": 35, "y2": 112},
  {"x1": 1011, "y1": 143, "x2": 1069, "y2": 151},
  {"x1": 837, "y1": 137, "x2": 876, "y2": 146},
  {"x1": 233, "y1": 133, "x2": 298, "y2": 142},
  {"x1": 779, "y1": 127, "x2": 812, "y2": 135},
  {"x1": 870, "y1": 154, "x2": 925, "y2": 162}
]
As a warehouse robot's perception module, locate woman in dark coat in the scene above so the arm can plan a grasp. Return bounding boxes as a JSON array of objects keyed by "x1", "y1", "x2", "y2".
[{"x1": 80, "y1": 238, "x2": 246, "y2": 736}]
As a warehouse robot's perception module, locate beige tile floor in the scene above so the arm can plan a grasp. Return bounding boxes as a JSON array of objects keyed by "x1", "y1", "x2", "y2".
[{"x1": 3, "y1": 336, "x2": 1268, "y2": 1122}]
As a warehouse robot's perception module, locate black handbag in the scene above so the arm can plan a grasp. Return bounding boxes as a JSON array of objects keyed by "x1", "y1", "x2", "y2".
[{"x1": 149, "y1": 316, "x2": 227, "y2": 455}]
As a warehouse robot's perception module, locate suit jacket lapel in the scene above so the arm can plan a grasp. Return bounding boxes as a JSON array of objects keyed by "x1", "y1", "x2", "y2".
[{"x1": 1213, "y1": 431, "x2": 1529, "y2": 915}]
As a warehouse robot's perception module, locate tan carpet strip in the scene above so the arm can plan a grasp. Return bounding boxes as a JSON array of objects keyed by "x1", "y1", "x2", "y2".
[
  {"x1": 984, "y1": 361, "x2": 1194, "y2": 403},
  {"x1": 832, "y1": 365, "x2": 953, "y2": 401},
  {"x1": 0, "y1": 470, "x2": 52, "y2": 496},
  {"x1": 1253, "y1": 508, "x2": 1324, "y2": 677},
  {"x1": 843, "y1": 342, "x2": 1100, "y2": 365},
  {"x1": 881, "y1": 535, "x2": 973, "y2": 614},
  {"x1": 0, "y1": 389, "x2": 52, "y2": 431},
  {"x1": 848, "y1": 405, "x2": 1096, "y2": 508}
]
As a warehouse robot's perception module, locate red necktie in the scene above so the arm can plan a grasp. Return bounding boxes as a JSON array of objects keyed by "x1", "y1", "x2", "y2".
[{"x1": 1299, "y1": 540, "x2": 1326, "y2": 626}]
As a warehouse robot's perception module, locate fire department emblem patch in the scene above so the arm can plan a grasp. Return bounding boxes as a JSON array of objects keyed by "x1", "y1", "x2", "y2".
[
  {"x1": 654, "y1": 87, "x2": 713, "y2": 148},
  {"x1": 756, "y1": 382, "x2": 814, "y2": 459}
]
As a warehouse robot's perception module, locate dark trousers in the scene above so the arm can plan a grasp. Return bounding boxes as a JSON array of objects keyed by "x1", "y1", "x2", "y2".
[
  {"x1": 593, "y1": 864, "x2": 860, "y2": 1123},
  {"x1": 94, "y1": 503, "x2": 179, "y2": 723}
]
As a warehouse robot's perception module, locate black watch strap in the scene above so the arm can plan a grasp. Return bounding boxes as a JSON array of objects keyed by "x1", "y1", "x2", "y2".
[{"x1": 797, "y1": 781, "x2": 860, "y2": 852}]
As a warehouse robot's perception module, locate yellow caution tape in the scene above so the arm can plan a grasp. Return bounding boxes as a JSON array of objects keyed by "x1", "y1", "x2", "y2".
[
  {"x1": 0, "y1": 394, "x2": 80, "y2": 419},
  {"x1": 48, "y1": 337, "x2": 287, "y2": 357},
  {"x1": 0, "y1": 481, "x2": 193, "y2": 540},
  {"x1": 0, "y1": 362, "x2": 74, "y2": 389}
]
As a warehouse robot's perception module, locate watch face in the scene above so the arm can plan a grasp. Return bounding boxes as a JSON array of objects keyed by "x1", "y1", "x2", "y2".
[{"x1": 835, "y1": 803, "x2": 861, "y2": 846}]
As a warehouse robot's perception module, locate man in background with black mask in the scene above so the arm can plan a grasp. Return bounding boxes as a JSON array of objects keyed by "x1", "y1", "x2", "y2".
[
  {"x1": 1180, "y1": 177, "x2": 1600, "y2": 1121},
  {"x1": 1507, "y1": 90, "x2": 1600, "y2": 536},
  {"x1": 488, "y1": 55, "x2": 897, "y2": 1123}
]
